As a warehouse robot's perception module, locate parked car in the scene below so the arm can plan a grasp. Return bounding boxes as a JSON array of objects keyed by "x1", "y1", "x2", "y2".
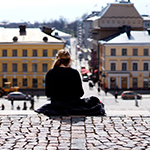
[
  {"x1": 7, "y1": 92, "x2": 31, "y2": 100},
  {"x1": 121, "y1": 91, "x2": 142, "y2": 99},
  {"x1": 82, "y1": 75, "x2": 89, "y2": 82}
]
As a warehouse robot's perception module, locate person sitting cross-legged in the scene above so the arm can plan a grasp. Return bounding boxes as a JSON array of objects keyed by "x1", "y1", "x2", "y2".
[{"x1": 35, "y1": 49, "x2": 105, "y2": 116}]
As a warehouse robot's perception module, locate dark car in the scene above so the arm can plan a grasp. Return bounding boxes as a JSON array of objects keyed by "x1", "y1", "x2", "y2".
[
  {"x1": 83, "y1": 75, "x2": 89, "y2": 82},
  {"x1": 7, "y1": 92, "x2": 31, "y2": 100},
  {"x1": 121, "y1": 91, "x2": 142, "y2": 99}
]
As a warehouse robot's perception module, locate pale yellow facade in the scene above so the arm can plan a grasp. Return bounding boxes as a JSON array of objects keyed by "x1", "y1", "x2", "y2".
[
  {"x1": 99, "y1": 31, "x2": 150, "y2": 90},
  {"x1": 0, "y1": 27, "x2": 65, "y2": 90}
]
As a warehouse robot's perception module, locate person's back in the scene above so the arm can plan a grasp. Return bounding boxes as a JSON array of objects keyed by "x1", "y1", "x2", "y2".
[
  {"x1": 45, "y1": 50, "x2": 84, "y2": 103},
  {"x1": 46, "y1": 66, "x2": 84, "y2": 103},
  {"x1": 35, "y1": 49, "x2": 105, "y2": 116}
]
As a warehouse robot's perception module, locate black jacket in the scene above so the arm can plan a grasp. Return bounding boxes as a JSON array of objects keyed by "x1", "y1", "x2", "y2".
[{"x1": 45, "y1": 67, "x2": 84, "y2": 103}]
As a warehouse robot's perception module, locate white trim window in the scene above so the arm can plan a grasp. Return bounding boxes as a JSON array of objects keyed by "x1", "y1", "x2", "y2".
[
  {"x1": 133, "y1": 48, "x2": 138, "y2": 56},
  {"x1": 110, "y1": 61, "x2": 116, "y2": 71},
  {"x1": 12, "y1": 63, "x2": 17, "y2": 72},
  {"x1": 121, "y1": 61, "x2": 127, "y2": 71},
  {"x1": 22, "y1": 63, "x2": 28, "y2": 72},
  {"x1": 32, "y1": 64, "x2": 37, "y2": 72},
  {"x1": 144, "y1": 49, "x2": 149, "y2": 56},
  {"x1": 43, "y1": 49, "x2": 47, "y2": 57},
  {"x1": 132, "y1": 61, "x2": 138, "y2": 71},
  {"x1": 42, "y1": 63, "x2": 47, "y2": 72},
  {"x1": 23, "y1": 49, "x2": 27, "y2": 57},
  {"x1": 33, "y1": 49, "x2": 37, "y2": 57},
  {"x1": 122, "y1": 48, "x2": 127, "y2": 56},
  {"x1": 2, "y1": 49, "x2": 7, "y2": 57},
  {"x1": 12, "y1": 49, "x2": 17, "y2": 57},
  {"x1": 111, "y1": 48, "x2": 116, "y2": 56},
  {"x1": 2, "y1": 63, "x2": 7, "y2": 72},
  {"x1": 143, "y1": 61, "x2": 149, "y2": 71},
  {"x1": 53, "y1": 49, "x2": 58, "y2": 57}
]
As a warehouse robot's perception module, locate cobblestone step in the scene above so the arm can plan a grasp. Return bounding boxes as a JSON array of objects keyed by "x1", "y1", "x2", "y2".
[{"x1": 0, "y1": 114, "x2": 150, "y2": 149}]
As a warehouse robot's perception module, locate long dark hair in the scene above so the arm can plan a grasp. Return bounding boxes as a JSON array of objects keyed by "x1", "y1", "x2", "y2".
[{"x1": 52, "y1": 49, "x2": 72, "y2": 68}]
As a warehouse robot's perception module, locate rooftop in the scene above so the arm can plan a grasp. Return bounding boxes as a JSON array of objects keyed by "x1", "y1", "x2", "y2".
[
  {"x1": 99, "y1": 30, "x2": 150, "y2": 45},
  {"x1": 0, "y1": 27, "x2": 63, "y2": 44}
]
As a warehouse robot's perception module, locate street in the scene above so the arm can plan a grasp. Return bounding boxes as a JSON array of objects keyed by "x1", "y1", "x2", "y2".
[
  {"x1": 0, "y1": 38, "x2": 150, "y2": 149},
  {"x1": 0, "y1": 37, "x2": 150, "y2": 115}
]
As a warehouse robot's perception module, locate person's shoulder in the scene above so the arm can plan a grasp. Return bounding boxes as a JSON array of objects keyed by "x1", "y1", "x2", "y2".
[
  {"x1": 46, "y1": 68, "x2": 54, "y2": 75},
  {"x1": 68, "y1": 67, "x2": 79, "y2": 73}
]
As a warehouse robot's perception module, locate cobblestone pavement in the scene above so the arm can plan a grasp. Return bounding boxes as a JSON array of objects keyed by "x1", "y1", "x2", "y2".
[{"x1": 0, "y1": 114, "x2": 150, "y2": 150}]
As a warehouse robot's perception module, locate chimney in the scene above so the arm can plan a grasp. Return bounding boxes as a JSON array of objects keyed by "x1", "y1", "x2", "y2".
[
  {"x1": 42, "y1": 26, "x2": 53, "y2": 35},
  {"x1": 19, "y1": 25, "x2": 26, "y2": 35},
  {"x1": 125, "y1": 25, "x2": 131, "y2": 39}
]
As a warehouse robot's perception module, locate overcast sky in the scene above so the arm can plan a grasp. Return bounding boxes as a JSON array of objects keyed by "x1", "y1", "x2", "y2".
[{"x1": 0, "y1": 0, "x2": 149, "y2": 23}]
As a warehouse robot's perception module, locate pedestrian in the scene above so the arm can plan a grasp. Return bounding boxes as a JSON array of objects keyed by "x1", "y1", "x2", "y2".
[
  {"x1": 89, "y1": 81, "x2": 94, "y2": 89},
  {"x1": 97, "y1": 87, "x2": 100, "y2": 94},
  {"x1": 11, "y1": 98, "x2": 14, "y2": 110},
  {"x1": 37, "y1": 94, "x2": 39, "y2": 102},
  {"x1": 105, "y1": 88, "x2": 108, "y2": 96},
  {"x1": 17, "y1": 105, "x2": 20, "y2": 110},
  {"x1": 30, "y1": 97, "x2": 34, "y2": 110},
  {"x1": 1, "y1": 104, "x2": 5, "y2": 110},
  {"x1": 98, "y1": 80, "x2": 101, "y2": 87},
  {"x1": 115, "y1": 92, "x2": 118, "y2": 102},
  {"x1": 23, "y1": 102, "x2": 27, "y2": 110},
  {"x1": 35, "y1": 49, "x2": 105, "y2": 116},
  {"x1": 135, "y1": 93, "x2": 138, "y2": 107}
]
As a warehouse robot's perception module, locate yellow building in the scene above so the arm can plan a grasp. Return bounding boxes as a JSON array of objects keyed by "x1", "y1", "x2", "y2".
[
  {"x1": 0, "y1": 25, "x2": 65, "y2": 90},
  {"x1": 87, "y1": 2, "x2": 144, "y2": 73},
  {"x1": 99, "y1": 29, "x2": 150, "y2": 90}
]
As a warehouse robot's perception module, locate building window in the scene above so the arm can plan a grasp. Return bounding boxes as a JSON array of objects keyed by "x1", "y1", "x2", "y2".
[
  {"x1": 110, "y1": 63, "x2": 116, "y2": 71},
  {"x1": 2, "y1": 49, "x2": 7, "y2": 57},
  {"x1": 133, "y1": 78, "x2": 137, "y2": 88},
  {"x1": 23, "y1": 49, "x2": 27, "y2": 57},
  {"x1": 122, "y1": 63, "x2": 127, "y2": 71},
  {"x1": 42, "y1": 78, "x2": 45, "y2": 87},
  {"x1": 12, "y1": 78, "x2": 17, "y2": 86},
  {"x1": 2, "y1": 63, "x2": 7, "y2": 72},
  {"x1": 144, "y1": 49, "x2": 149, "y2": 56},
  {"x1": 2, "y1": 78, "x2": 7, "y2": 87},
  {"x1": 12, "y1": 63, "x2": 17, "y2": 72},
  {"x1": 42, "y1": 63, "x2": 47, "y2": 72},
  {"x1": 53, "y1": 49, "x2": 58, "y2": 57},
  {"x1": 32, "y1": 64, "x2": 37, "y2": 72},
  {"x1": 22, "y1": 64, "x2": 27, "y2": 72},
  {"x1": 111, "y1": 49, "x2": 116, "y2": 56},
  {"x1": 133, "y1": 63, "x2": 138, "y2": 71},
  {"x1": 12, "y1": 49, "x2": 17, "y2": 57},
  {"x1": 33, "y1": 49, "x2": 37, "y2": 57},
  {"x1": 143, "y1": 78, "x2": 148, "y2": 88},
  {"x1": 43, "y1": 49, "x2": 47, "y2": 57},
  {"x1": 122, "y1": 48, "x2": 127, "y2": 56},
  {"x1": 33, "y1": 78, "x2": 38, "y2": 88},
  {"x1": 133, "y1": 48, "x2": 138, "y2": 56},
  {"x1": 23, "y1": 78, "x2": 27, "y2": 87},
  {"x1": 143, "y1": 62, "x2": 148, "y2": 71}
]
